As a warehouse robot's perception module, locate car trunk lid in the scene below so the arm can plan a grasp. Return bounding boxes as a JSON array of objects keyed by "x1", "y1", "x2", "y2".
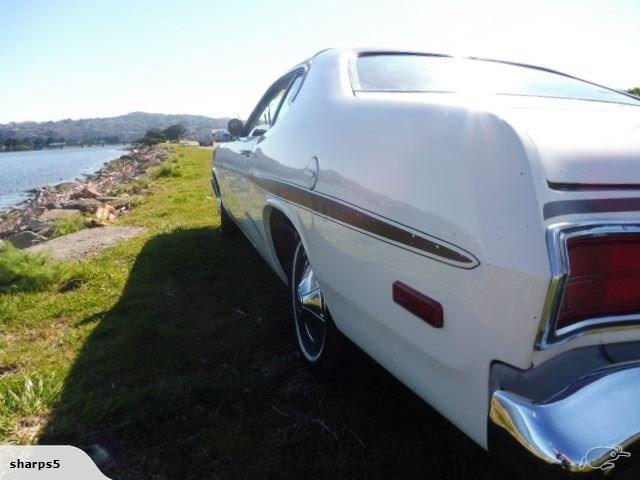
[{"x1": 495, "y1": 99, "x2": 640, "y2": 188}]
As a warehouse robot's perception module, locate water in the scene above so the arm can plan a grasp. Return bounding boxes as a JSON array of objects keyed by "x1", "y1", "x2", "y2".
[{"x1": 0, "y1": 146, "x2": 126, "y2": 211}]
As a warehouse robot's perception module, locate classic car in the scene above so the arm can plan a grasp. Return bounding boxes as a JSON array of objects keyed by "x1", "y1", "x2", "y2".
[{"x1": 212, "y1": 48, "x2": 640, "y2": 478}]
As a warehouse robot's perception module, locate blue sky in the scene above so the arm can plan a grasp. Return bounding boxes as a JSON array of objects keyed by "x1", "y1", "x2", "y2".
[{"x1": 0, "y1": 0, "x2": 638, "y2": 123}]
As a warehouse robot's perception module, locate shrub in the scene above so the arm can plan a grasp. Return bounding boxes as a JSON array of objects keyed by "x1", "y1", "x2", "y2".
[
  {"x1": 131, "y1": 179, "x2": 150, "y2": 194},
  {"x1": 109, "y1": 186, "x2": 127, "y2": 196},
  {"x1": 0, "y1": 244, "x2": 63, "y2": 293},
  {"x1": 153, "y1": 164, "x2": 182, "y2": 179},
  {"x1": 135, "y1": 128, "x2": 166, "y2": 146},
  {"x1": 51, "y1": 214, "x2": 86, "y2": 238}
]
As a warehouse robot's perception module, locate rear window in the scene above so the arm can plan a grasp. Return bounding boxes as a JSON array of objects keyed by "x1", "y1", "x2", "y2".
[{"x1": 353, "y1": 54, "x2": 639, "y2": 106}]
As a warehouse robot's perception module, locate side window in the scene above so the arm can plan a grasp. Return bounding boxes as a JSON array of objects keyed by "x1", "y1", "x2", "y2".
[
  {"x1": 257, "y1": 88, "x2": 287, "y2": 127},
  {"x1": 246, "y1": 85, "x2": 288, "y2": 136},
  {"x1": 273, "y1": 74, "x2": 303, "y2": 123}
]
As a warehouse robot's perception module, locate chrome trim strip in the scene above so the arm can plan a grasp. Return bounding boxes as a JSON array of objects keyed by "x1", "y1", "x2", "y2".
[
  {"x1": 555, "y1": 313, "x2": 640, "y2": 338},
  {"x1": 536, "y1": 221, "x2": 640, "y2": 350},
  {"x1": 543, "y1": 197, "x2": 640, "y2": 219},
  {"x1": 547, "y1": 181, "x2": 640, "y2": 192}
]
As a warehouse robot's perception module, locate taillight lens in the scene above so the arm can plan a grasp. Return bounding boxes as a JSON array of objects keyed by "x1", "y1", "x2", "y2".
[{"x1": 557, "y1": 234, "x2": 640, "y2": 331}]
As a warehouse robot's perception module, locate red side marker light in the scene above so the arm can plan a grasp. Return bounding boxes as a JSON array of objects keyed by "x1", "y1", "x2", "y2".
[{"x1": 392, "y1": 281, "x2": 443, "y2": 328}]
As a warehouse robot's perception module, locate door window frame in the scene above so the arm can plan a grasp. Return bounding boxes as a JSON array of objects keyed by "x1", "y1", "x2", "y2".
[{"x1": 243, "y1": 67, "x2": 307, "y2": 136}]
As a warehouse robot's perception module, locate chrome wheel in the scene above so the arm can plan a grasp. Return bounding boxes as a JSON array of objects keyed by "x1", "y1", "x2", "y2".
[{"x1": 292, "y1": 242, "x2": 327, "y2": 361}]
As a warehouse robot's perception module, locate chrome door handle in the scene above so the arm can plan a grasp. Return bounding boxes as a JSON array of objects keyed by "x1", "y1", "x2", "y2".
[{"x1": 304, "y1": 156, "x2": 319, "y2": 190}]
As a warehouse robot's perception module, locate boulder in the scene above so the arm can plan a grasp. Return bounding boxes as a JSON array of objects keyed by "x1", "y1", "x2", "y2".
[
  {"x1": 37, "y1": 225, "x2": 57, "y2": 238},
  {"x1": 54, "y1": 182, "x2": 78, "y2": 192},
  {"x1": 97, "y1": 196, "x2": 129, "y2": 209},
  {"x1": 6, "y1": 231, "x2": 47, "y2": 249},
  {"x1": 26, "y1": 219, "x2": 51, "y2": 232},
  {"x1": 60, "y1": 198, "x2": 101, "y2": 213},
  {"x1": 71, "y1": 185, "x2": 100, "y2": 199},
  {"x1": 94, "y1": 204, "x2": 118, "y2": 224},
  {"x1": 38, "y1": 209, "x2": 81, "y2": 221}
]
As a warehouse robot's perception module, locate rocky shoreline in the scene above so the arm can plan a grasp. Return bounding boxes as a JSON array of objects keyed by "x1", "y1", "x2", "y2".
[{"x1": 0, "y1": 145, "x2": 168, "y2": 249}]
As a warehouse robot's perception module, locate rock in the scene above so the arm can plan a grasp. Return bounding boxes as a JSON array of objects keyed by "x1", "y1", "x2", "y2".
[
  {"x1": 37, "y1": 225, "x2": 57, "y2": 238},
  {"x1": 6, "y1": 231, "x2": 47, "y2": 249},
  {"x1": 25, "y1": 226, "x2": 148, "y2": 261},
  {"x1": 4, "y1": 209, "x2": 23, "y2": 221},
  {"x1": 38, "y1": 209, "x2": 81, "y2": 221},
  {"x1": 54, "y1": 182, "x2": 77, "y2": 192},
  {"x1": 97, "y1": 196, "x2": 129, "y2": 209},
  {"x1": 26, "y1": 219, "x2": 51, "y2": 232},
  {"x1": 60, "y1": 198, "x2": 101, "y2": 213},
  {"x1": 71, "y1": 185, "x2": 100, "y2": 199},
  {"x1": 94, "y1": 204, "x2": 118, "y2": 224}
]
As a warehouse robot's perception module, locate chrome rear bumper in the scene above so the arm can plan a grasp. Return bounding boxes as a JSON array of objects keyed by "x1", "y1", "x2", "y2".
[{"x1": 489, "y1": 363, "x2": 640, "y2": 478}]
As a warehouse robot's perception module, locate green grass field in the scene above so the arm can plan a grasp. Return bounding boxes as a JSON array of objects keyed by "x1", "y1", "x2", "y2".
[{"x1": 0, "y1": 146, "x2": 498, "y2": 479}]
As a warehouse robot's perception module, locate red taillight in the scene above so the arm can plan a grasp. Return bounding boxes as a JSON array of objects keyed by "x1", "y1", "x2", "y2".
[
  {"x1": 557, "y1": 234, "x2": 640, "y2": 331},
  {"x1": 393, "y1": 281, "x2": 443, "y2": 328}
]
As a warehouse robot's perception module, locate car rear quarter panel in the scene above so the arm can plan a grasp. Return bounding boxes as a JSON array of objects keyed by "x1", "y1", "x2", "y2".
[
  {"x1": 222, "y1": 50, "x2": 640, "y2": 449},
  {"x1": 245, "y1": 51, "x2": 553, "y2": 446}
]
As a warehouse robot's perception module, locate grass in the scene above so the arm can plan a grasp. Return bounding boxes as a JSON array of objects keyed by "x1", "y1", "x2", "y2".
[
  {"x1": 152, "y1": 163, "x2": 182, "y2": 179},
  {"x1": 51, "y1": 214, "x2": 86, "y2": 238},
  {"x1": 0, "y1": 244, "x2": 64, "y2": 293},
  {"x1": 0, "y1": 373, "x2": 64, "y2": 441},
  {"x1": 0, "y1": 145, "x2": 498, "y2": 479}
]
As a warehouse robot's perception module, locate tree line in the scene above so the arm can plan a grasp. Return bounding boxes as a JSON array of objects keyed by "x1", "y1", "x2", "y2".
[
  {"x1": 1, "y1": 122, "x2": 193, "y2": 151},
  {"x1": 0, "y1": 135, "x2": 123, "y2": 152},
  {"x1": 1, "y1": 122, "x2": 190, "y2": 151},
  {"x1": 136, "y1": 124, "x2": 187, "y2": 146}
]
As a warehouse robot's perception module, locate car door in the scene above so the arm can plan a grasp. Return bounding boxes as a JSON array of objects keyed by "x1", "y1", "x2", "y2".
[
  {"x1": 217, "y1": 80, "x2": 290, "y2": 238},
  {"x1": 223, "y1": 69, "x2": 304, "y2": 269}
]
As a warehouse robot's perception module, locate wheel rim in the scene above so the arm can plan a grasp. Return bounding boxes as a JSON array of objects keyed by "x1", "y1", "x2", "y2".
[{"x1": 293, "y1": 244, "x2": 327, "y2": 361}]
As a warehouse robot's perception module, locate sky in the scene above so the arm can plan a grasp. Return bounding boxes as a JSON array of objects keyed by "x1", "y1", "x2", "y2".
[{"x1": 0, "y1": 0, "x2": 639, "y2": 123}]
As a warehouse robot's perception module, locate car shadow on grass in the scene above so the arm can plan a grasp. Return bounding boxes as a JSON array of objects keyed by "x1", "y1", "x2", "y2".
[{"x1": 40, "y1": 226, "x2": 500, "y2": 479}]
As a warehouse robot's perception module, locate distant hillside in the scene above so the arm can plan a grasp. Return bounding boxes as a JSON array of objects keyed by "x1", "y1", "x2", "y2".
[{"x1": 0, "y1": 112, "x2": 230, "y2": 148}]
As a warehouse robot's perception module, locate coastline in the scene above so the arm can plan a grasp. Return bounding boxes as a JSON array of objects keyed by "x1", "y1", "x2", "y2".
[
  {"x1": 0, "y1": 144, "x2": 126, "y2": 154},
  {"x1": 0, "y1": 145, "x2": 129, "y2": 211},
  {"x1": 0, "y1": 145, "x2": 168, "y2": 242}
]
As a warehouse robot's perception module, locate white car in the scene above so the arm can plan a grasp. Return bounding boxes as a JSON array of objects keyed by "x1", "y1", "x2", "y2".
[{"x1": 212, "y1": 48, "x2": 640, "y2": 477}]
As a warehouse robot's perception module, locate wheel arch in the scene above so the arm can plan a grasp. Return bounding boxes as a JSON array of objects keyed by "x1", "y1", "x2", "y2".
[{"x1": 262, "y1": 199, "x2": 311, "y2": 286}]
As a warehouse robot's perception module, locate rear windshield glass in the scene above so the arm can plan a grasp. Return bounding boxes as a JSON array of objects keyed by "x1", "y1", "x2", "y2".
[{"x1": 354, "y1": 54, "x2": 639, "y2": 105}]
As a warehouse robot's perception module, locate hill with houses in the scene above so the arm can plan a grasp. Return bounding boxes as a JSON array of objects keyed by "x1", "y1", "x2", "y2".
[{"x1": 0, "y1": 112, "x2": 230, "y2": 150}]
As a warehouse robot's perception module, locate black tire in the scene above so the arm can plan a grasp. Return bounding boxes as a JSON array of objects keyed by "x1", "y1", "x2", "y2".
[
  {"x1": 291, "y1": 239, "x2": 347, "y2": 378},
  {"x1": 219, "y1": 201, "x2": 240, "y2": 238}
]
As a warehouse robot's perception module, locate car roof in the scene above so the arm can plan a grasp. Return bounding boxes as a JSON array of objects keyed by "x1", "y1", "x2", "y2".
[{"x1": 295, "y1": 48, "x2": 638, "y2": 104}]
